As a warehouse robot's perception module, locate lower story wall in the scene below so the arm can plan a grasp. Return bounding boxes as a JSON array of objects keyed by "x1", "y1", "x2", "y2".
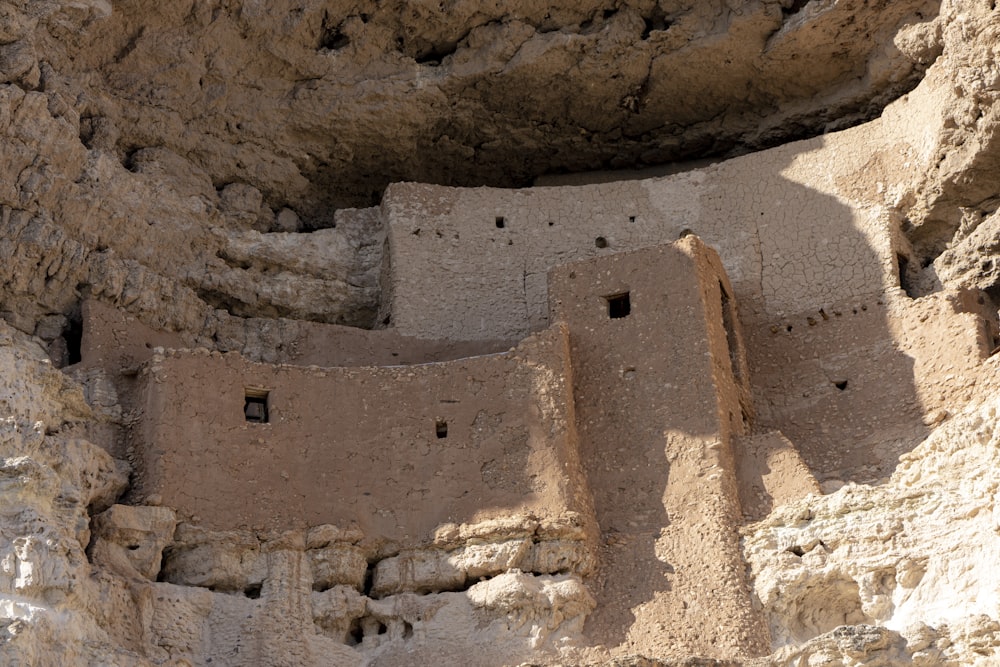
[{"x1": 132, "y1": 324, "x2": 596, "y2": 550}]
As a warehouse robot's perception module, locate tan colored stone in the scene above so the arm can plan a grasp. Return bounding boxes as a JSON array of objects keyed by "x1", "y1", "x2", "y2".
[
  {"x1": 89, "y1": 504, "x2": 176, "y2": 580},
  {"x1": 308, "y1": 544, "x2": 368, "y2": 593}
]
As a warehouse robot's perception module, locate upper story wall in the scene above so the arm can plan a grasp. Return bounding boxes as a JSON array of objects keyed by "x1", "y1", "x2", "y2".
[
  {"x1": 132, "y1": 324, "x2": 595, "y2": 547},
  {"x1": 382, "y1": 123, "x2": 908, "y2": 341}
]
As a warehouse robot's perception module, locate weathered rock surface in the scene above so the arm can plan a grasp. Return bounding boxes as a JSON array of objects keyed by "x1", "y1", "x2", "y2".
[
  {"x1": 5, "y1": 0, "x2": 1000, "y2": 665},
  {"x1": 744, "y1": 385, "x2": 1000, "y2": 665},
  {"x1": 15, "y1": 0, "x2": 938, "y2": 218},
  {"x1": 0, "y1": 324, "x2": 600, "y2": 664}
]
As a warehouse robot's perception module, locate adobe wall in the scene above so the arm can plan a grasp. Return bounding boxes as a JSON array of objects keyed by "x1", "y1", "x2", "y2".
[
  {"x1": 131, "y1": 324, "x2": 596, "y2": 549},
  {"x1": 747, "y1": 289, "x2": 993, "y2": 484},
  {"x1": 79, "y1": 298, "x2": 511, "y2": 374},
  {"x1": 382, "y1": 121, "x2": 905, "y2": 342},
  {"x1": 547, "y1": 237, "x2": 769, "y2": 659}
]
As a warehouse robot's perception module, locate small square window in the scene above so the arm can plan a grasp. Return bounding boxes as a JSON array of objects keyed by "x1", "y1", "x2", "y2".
[
  {"x1": 606, "y1": 292, "x2": 631, "y2": 319},
  {"x1": 495, "y1": 216, "x2": 506, "y2": 229},
  {"x1": 436, "y1": 419, "x2": 448, "y2": 438},
  {"x1": 245, "y1": 389, "x2": 269, "y2": 423}
]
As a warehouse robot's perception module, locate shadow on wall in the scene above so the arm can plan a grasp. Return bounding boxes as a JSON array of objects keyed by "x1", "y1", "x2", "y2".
[
  {"x1": 715, "y1": 136, "x2": 930, "y2": 488},
  {"x1": 558, "y1": 138, "x2": 935, "y2": 656},
  {"x1": 547, "y1": 241, "x2": 769, "y2": 658}
]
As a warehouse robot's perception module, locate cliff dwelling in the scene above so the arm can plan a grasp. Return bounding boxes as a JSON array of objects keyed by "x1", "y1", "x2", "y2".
[{"x1": 6, "y1": 1, "x2": 1000, "y2": 666}]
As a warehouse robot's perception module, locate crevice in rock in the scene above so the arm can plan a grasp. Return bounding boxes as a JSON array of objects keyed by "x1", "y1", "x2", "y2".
[
  {"x1": 414, "y1": 42, "x2": 459, "y2": 66},
  {"x1": 215, "y1": 249, "x2": 251, "y2": 271},
  {"x1": 641, "y1": 6, "x2": 673, "y2": 39},
  {"x1": 782, "y1": 0, "x2": 813, "y2": 19},
  {"x1": 194, "y1": 288, "x2": 253, "y2": 319}
]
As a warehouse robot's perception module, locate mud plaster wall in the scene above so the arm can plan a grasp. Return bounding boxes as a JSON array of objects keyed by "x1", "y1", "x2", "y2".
[
  {"x1": 132, "y1": 324, "x2": 595, "y2": 547},
  {"x1": 79, "y1": 299, "x2": 512, "y2": 375},
  {"x1": 546, "y1": 238, "x2": 770, "y2": 659},
  {"x1": 747, "y1": 289, "x2": 992, "y2": 483},
  {"x1": 383, "y1": 120, "x2": 907, "y2": 342}
]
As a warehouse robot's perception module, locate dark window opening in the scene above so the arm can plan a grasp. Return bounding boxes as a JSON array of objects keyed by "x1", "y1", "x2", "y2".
[
  {"x1": 595, "y1": 236, "x2": 608, "y2": 248},
  {"x1": 244, "y1": 583, "x2": 262, "y2": 599},
  {"x1": 495, "y1": 216, "x2": 505, "y2": 229},
  {"x1": 436, "y1": 420, "x2": 448, "y2": 438},
  {"x1": 720, "y1": 282, "x2": 742, "y2": 381},
  {"x1": 628, "y1": 215, "x2": 636, "y2": 223},
  {"x1": 834, "y1": 380, "x2": 848, "y2": 391},
  {"x1": 244, "y1": 389, "x2": 269, "y2": 423},
  {"x1": 606, "y1": 292, "x2": 631, "y2": 319}
]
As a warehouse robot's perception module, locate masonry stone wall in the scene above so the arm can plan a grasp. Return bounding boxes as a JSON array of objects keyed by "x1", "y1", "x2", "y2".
[
  {"x1": 382, "y1": 125, "x2": 907, "y2": 342},
  {"x1": 132, "y1": 324, "x2": 594, "y2": 547},
  {"x1": 546, "y1": 237, "x2": 769, "y2": 659},
  {"x1": 80, "y1": 299, "x2": 510, "y2": 375}
]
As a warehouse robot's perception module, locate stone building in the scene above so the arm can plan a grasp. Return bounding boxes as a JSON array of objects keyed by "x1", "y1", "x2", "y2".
[{"x1": 78, "y1": 234, "x2": 787, "y2": 661}]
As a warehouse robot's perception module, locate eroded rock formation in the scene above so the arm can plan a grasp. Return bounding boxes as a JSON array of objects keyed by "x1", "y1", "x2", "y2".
[{"x1": 4, "y1": 0, "x2": 1000, "y2": 665}]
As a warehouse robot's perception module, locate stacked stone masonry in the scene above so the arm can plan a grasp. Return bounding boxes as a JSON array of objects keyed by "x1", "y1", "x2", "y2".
[{"x1": 75, "y1": 235, "x2": 799, "y2": 663}]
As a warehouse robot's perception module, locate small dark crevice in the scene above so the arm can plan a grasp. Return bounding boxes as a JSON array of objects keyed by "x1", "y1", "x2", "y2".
[
  {"x1": 194, "y1": 288, "x2": 256, "y2": 319},
  {"x1": 63, "y1": 311, "x2": 83, "y2": 367},
  {"x1": 347, "y1": 618, "x2": 364, "y2": 646},
  {"x1": 415, "y1": 42, "x2": 459, "y2": 66},
  {"x1": 216, "y1": 249, "x2": 252, "y2": 271},
  {"x1": 719, "y1": 282, "x2": 742, "y2": 381},
  {"x1": 786, "y1": 545, "x2": 806, "y2": 556},
  {"x1": 782, "y1": 0, "x2": 812, "y2": 19},
  {"x1": 320, "y1": 29, "x2": 350, "y2": 51},
  {"x1": 194, "y1": 288, "x2": 295, "y2": 320},
  {"x1": 897, "y1": 253, "x2": 917, "y2": 298},
  {"x1": 122, "y1": 147, "x2": 142, "y2": 173},
  {"x1": 641, "y1": 6, "x2": 672, "y2": 39},
  {"x1": 834, "y1": 380, "x2": 848, "y2": 391},
  {"x1": 362, "y1": 564, "x2": 375, "y2": 597},
  {"x1": 318, "y1": 12, "x2": 351, "y2": 51},
  {"x1": 244, "y1": 583, "x2": 262, "y2": 599}
]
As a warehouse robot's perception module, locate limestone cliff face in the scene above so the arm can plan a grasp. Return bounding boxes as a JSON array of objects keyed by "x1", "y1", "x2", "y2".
[
  {"x1": 745, "y1": 384, "x2": 1000, "y2": 665},
  {"x1": 4, "y1": 0, "x2": 1000, "y2": 665},
  {"x1": 21, "y1": 0, "x2": 938, "y2": 217},
  {"x1": 0, "y1": 0, "x2": 993, "y2": 346}
]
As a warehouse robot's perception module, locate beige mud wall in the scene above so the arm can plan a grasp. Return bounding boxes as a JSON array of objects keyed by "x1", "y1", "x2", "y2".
[
  {"x1": 381, "y1": 120, "x2": 905, "y2": 343},
  {"x1": 79, "y1": 298, "x2": 510, "y2": 372},
  {"x1": 381, "y1": 108, "x2": 998, "y2": 485},
  {"x1": 132, "y1": 325, "x2": 595, "y2": 548},
  {"x1": 547, "y1": 238, "x2": 770, "y2": 660}
]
